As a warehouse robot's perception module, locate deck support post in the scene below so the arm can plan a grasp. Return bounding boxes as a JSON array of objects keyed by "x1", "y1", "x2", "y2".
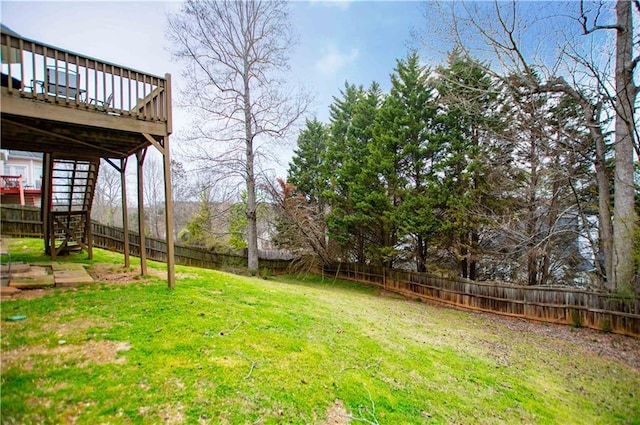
[
  {"x1": 162, "y1": 135, "x2": 175, "y2": 289},
  {"x1": 120, "y1": 157, "x2": 130, "y2": 268},
  {"x1": 161, "y1": 73, "x2": 175, "y2": 289},
  {"x1": 41, "y1": 153, "x2": 52, "y2": 255},
  {"x1": 136, "y1": 148, "x2": 148, "y2": 276}
]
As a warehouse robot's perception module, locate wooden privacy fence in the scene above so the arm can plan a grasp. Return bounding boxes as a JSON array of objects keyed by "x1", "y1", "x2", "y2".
[
  {"x1": 3, "y1": 205, "x2": 638, "y2": 337},
  {"x1": 1, "y1": 205, "x2": 291, "y2": 274},
  {"x1": 323, "y1": 262, "x2": 640, "y2": 337}
]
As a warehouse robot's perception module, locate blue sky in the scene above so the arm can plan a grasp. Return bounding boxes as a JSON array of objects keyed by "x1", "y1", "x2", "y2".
[
  {"x1": 0, "y1": 1, "x2": 429, "y2": 175},
  {"x1": 290, "y1": 1, "x2": 426, "y2": 120}
]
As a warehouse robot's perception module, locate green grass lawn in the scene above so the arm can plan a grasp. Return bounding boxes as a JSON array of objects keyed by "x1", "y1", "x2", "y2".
[{"x1": 1, "y1": 238, "x2": 639, "y2": 424}]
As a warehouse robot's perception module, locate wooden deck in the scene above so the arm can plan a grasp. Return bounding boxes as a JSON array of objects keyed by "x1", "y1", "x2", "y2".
[
  {"x1": 1, "y1": 27, "x2": 176, "y2": 288},
  {"x1": 1, "y1": 29, "x2": 171, "y2": 158}
]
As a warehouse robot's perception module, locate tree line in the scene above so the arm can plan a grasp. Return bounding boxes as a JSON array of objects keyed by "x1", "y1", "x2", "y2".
[
  {"x1": 272, "y1": 1, "x2": 638, "y2": 293},
  {"x1": 156, "y1": 0, "x2": 636, "y2": 291},
  {"x1": 274, "y1": 46, "x2": 636, "y2": 290}
]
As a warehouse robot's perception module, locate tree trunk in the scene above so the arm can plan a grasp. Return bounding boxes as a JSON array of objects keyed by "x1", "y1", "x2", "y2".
[
  {"x1": 612, "y1": 0, "x2": 637, "y2": 290},
  {"x1": 356, "y1": 232, "x2": 365, "y2": 264},
  {"x1": 593, "y1": 120, "x2": 615, "y2": 288},
  {"x1": 416, "y1": 235, "x2": 427, "y2": 273},
  {"x1": 246, "y1": 162, "x2": 259, "y2": 274},
  {"x1": 244, "y1": 77, "x2": 259, "y2": 275},
  {"x1": 542, "y1": 80, "x2": 614, "y2": 289},
  {"x1": 469, "y1": 231, "x2": 478, "y2": 281},
  {"x1": 540, "y1": 179, "x2": 561, "y2": 286},
  {"x1": 527, "y1": 138, "x2": 539, "y2": 286},
  {"x1": 460, "y1": 243, "x2": 469, "y2": 279}
]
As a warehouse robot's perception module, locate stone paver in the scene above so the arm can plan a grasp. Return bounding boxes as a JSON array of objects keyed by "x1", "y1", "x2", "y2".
[
  {"x1": 9, "y1": 265, "x2": 55, "y2": 289},
  {"x1": 4, "y1": 262, "x2": 93, "y2": 290},
  {"x1": 54, "y1": 267, "x2": 93, "y2": 286}
]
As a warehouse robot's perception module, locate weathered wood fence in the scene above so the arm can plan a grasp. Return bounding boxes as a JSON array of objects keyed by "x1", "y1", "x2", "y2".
[
  {"x1": 322, "y1": 262, "x2": 640, "y2": 337},
  {"x1": 1, "y1": 205, "x2": 291, "y2": 274},
  {"x1": 2, "y1": 205, "x2": 638, "y2": 337}
]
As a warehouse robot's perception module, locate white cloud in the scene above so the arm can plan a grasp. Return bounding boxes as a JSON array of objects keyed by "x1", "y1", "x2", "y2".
[{"x1": 314, "y1": 45, "x2": 359, "y2": 76}]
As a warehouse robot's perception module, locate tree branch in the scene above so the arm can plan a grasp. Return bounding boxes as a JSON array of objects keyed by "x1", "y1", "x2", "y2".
[
  {"x1": 235, "y1": 351, "x2": 257, "y2": 380},
  {"x1": 579, "y1": 0, "x2": 623, "y2": 34}
]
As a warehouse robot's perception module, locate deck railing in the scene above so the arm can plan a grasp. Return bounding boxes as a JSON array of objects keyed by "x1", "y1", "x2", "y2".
[
  {"x1": 0, "y1": 175, "x2": 24, "y2": 205},
  {"x1": 1, "y1": 29, "x2": 171, "y2": 126},
  {"x1": 0, "y1": 175, "x2": 23, "y2": 189}
]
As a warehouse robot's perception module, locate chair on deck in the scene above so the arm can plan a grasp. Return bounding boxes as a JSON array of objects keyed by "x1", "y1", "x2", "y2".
[
  {"x1": 89, "y1": 93, "x2": 113, "y2": 108},
  {"x1": 45, "y1": 68, "x2": 81, "y2": 99}
]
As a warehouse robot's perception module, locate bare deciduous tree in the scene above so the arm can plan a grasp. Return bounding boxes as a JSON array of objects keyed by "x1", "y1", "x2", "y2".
[
  {"x1": 143, "y1": 157, "x2": 165, "y2": 239},
  {"x1": 95, "y1": 160, "x2": 122, "y2": 226},
  {"x1": 588, "y1": 0, "x2": 638, "y2": 291},
  {"x1": 167, "y1": 0, "x2": 309, "y2": 274}
]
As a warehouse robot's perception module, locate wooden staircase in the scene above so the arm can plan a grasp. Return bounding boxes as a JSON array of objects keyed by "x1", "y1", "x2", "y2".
[
  {"x1": 23, "y1": 193, "x2": 39, "y2": 206},
  {"x1": 43, "y1": 155, "x2": 99, "y2": 259}
]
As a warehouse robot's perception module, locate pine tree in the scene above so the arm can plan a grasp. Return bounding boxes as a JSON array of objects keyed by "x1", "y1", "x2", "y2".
[
  {"x1": 434, "y1": 51, "x2": 507, "y2": 279},
  {"x1": 324, "y1": 82, "x2": 386, "y2": 263},
  {"x1": 373, "y1": 52, "x2": 440, "y2": 271}
]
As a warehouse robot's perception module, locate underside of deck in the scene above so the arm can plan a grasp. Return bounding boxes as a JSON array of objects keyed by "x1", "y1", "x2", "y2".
[{"x1": 1, "y1": 89, "x2": 168, "y2": 159}]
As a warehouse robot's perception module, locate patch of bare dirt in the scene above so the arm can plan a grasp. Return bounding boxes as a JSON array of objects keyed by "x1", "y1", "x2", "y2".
[
  {"x1": 146, "y1": 269, "x2": 198, "y2": 281},
  {"x1": 322, "y1": 400, "x2": 351, "y2": 425},
  {"x1": 1, "y1": 288, "x2": 50, "y2": 301},
  {"x1": 88, "y1": 264, "x2": 196, "y2": 283},
  {"x1": 158, "y1": 402, "x2": 185, "y2": 425},
  {"x1": 474, "y1": 311, "x2": 640, "y2": 372},
  {"x1": 1, "y1": 340, "x2": 131, "y2": 372},
  {"x1": 41, "y1": 315, "x2": 111, "y2": 336},
  {"x1": 378, "y1": 289, "x2": 409, "y2": 299},
  {"x1": 88, "y1": 264, "x2": 149, "y2": 284}
]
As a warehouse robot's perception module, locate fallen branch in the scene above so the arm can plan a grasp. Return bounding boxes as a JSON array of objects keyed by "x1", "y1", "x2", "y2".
[
  {"x1": 348, "y1": 384, "x2": 380, "y2": 425},
  {"x1": 219, "y1": 321, "x2": 243, "y2": 336},
  {"x1": 235, "y1": 350, "x2": 257, "y2": 380}
]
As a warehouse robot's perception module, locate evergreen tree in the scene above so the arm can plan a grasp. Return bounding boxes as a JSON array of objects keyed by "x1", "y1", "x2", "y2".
[
  {"x1": 324, "y1": 82, "x2": 386, "y2": 263},
  {"x1": 435, "y1": 50, "x2": 507, "y2": 279},
  {"x1": 280, "y1": 118, "x2": 331, "y2": 261},
  {"x1": 288, "y1": 118, "x2": 329, "y2": 204},
  {"x1": 373, "y1": 52, "x2": 440, "y2": 271}
]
